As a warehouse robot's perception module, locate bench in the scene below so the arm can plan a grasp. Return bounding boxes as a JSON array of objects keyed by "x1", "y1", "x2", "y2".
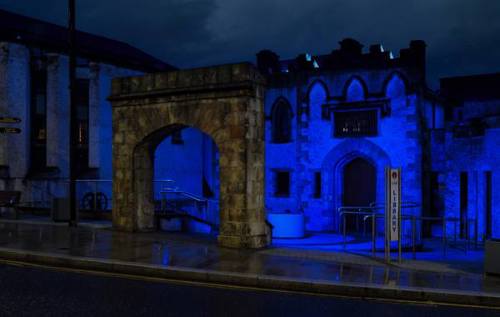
[{"x1": 0, "y1": 191, "x2": 21, "y2": 219}]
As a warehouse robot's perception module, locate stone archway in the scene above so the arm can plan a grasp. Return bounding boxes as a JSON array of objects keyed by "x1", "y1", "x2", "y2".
[
  {"x1": 109, "y1": 63, "x2": 270, "y2": 249},
  {"x1": 321, "y1": 139, "x2": 391, "y2": 229}
]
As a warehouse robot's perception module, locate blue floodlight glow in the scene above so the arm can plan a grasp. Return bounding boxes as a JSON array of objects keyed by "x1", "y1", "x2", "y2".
[
  {"x1": 96, "y1": 64, "x2": 499, "y2": 244},
  {"x1": 153, "y1": 127, "x2": 220, "y2": 232}
]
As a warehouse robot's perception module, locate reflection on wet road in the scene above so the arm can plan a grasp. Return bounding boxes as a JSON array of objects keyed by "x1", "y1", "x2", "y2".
[{"x1": 0, "y1": 222, "x2": 499, "y2": 296}]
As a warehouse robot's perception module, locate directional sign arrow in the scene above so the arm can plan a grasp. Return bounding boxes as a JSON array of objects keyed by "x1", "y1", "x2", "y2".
[
  {"x1": 0, "y1": 117, "x2": 21, "y2": 124},
  {"x1": 0, "y1": 127, "x2": 21, "y2": 134}
]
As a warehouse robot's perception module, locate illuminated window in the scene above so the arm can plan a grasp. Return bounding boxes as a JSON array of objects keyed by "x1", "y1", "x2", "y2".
[
  {"x1": 334, "y1": 110, "x2": 378, "y2": 137},
  {"x1": 271, "y1": 101, "x2": 292, "y2": 143}
]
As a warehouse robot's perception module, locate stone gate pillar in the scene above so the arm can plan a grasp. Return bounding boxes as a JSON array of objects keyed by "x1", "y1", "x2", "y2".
[
  {"x1": 109, "y1": 63, "x2": 270, "y2": 249},
  {"x1": 217, "y1": 99, "x2": 269, "y2": 249}
]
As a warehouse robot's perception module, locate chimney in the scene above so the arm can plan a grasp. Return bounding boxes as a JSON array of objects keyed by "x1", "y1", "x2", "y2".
[
  {"x1": 369, "y1": 44, "x2": 384, "y2": 54},
  {"x1": 256, "y1": 50, "x2": 281, "y2": 75},
  {"x1": 339, "y1": 38, "x2": 363, "y2": 55},
  {"x1": 409, "y1": 40, "x2": 426, "y2": 80}
]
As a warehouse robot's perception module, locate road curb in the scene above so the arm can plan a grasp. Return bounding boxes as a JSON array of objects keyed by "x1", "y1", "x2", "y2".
[{"x1": 0, "y1": 247, "x2": 499, "y2": 308}]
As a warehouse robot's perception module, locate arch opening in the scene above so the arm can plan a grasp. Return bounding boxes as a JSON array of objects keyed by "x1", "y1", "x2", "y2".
[
  {"x1": 143, "y1": 125, "x2": 220, "y2": 235},
  {"x1": 111, "y1": 64, "x2": 269, "y2": 248}
]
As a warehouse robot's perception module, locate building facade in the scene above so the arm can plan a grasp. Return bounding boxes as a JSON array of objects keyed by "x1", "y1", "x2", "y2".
[
  {"x1": 437, "y1": 74, "x2": 500, "y2": 240},
  {"x1": 0, "y1": 8, "x2": 497, "y2": 242},
  {"x1": 0, "y1": 9, "x2": 174, "y2": 210},
  {"x1": 257, "y1": 39, "x2": 438, "y2": 234},
  {"x1": 258, "y1": 38, "x2": 498, "y2": 240}
]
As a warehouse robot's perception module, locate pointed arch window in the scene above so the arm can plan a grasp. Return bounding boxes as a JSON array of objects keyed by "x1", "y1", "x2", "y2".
[
  {"x1": 345, "y1": 78, "x2": 366, "y2": 102},
  {"x1": 271, "y1": 100, "x2": 292, "y2": 143},
  {"x1": 385, "y1": 73, "x2": 407, "y2": 99}
]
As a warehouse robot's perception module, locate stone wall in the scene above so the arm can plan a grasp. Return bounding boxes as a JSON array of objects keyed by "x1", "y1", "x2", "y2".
[{"x1": 109, "y1": 63, "x2": 270, "y2": 249}]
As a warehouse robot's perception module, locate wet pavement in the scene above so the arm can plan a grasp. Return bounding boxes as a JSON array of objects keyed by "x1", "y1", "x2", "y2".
[
  {"x1": 0, "y1": 220, "x2": 499, "y2": 303},
  {"x1": 2, "y1": 263, "x2": 500, "y2": 317}
]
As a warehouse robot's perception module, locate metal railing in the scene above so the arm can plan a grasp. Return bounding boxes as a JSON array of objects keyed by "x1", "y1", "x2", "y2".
[
  {"x1": 338, "y1": 203, "x2": 479, "y2": 260},
  {"x1": 76, "y1": 179, "x2": 112, "y2": 212},
  {"x1": 74, "y1": 179, "x2": 179, "y2": 213},
  {"x1": 159, "y1": 187, "x2": 219, "y2": 227}
]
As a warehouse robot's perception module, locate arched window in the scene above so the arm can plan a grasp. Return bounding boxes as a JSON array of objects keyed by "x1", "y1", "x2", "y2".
[
  {"x1": 308, "y1": 81, "x2": 328, "y2": 120},
  {"x1": 308, "y1": 81, "x2": 327, "y2": 104},
  {"x1": 385, "y1": 73, "x2": 406, "y2": 99},
  {"x1": 345, "y1": 78, "x2": 366, "y2": 102},
  {"x1": 271, "y1": 100, "x2": 292, "y2": 143}
]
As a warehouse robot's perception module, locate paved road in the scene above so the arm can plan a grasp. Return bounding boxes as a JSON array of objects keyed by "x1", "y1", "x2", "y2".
[{"x1": 0, "y1": 262, "x2": 499, "y2": 317}]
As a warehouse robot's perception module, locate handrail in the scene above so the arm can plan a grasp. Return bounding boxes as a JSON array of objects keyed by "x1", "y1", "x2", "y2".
[
  {"x1": 74, "y1": 179, "x2": 176, "y2": 183},
  {"x1": 355, "y1": 213, "x2": 478, "y2": 258},
  {"x1": 75, "y1": 179, "x2": 112, "y2": 183},
  {"x1": 156, "y1": 211, "x2": 218, "y2": 230},
  {"x1": 160, "y1": 190, "x2": 209, "y2": 203},
  {"x1": 369, "y1": 202, "x2": 420, "y2": 208}
]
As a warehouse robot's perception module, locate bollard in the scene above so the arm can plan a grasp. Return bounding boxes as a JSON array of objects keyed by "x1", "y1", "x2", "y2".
[
  {"x1": 343, "y1": 214, "x2": 346, "y2": 251},
  {"x1": 474, "y1": 219, "x2": 478, "y2": 250},
  {"x1": 454, "y1": 220, "x2": 457, "y2": 246},
  {"x1": 465, "y1": 217, "x2": 470, "y2": 251},
  {"x1": 442, "y1": 219, "x2": 447, "y2": 257},
  {"x1": 398, "y1": 218, "x2": 402, "y2": 264},
  {"x1": 356, "y1": 209, "x2": 360, "y2": 233},
  {"x1": 372, "y1": 215, "x2": 376, "y2": 257},
  {"x1": 94, "y1": 181, "x2": 98, "y2": 212},
  {"x1": 412, "y1": 216, "x2": 416, "y2": 260}
]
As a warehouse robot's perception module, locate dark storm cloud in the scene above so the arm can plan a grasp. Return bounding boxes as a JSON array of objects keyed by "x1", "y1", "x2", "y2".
[{"x1": 1, "y1": 0, "x2": 500, "y2": 87}]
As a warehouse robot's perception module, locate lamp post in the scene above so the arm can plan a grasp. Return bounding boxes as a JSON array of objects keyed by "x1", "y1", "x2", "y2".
[{"x1": 68, "y1": 0, "x2": 77, "y2": 227}]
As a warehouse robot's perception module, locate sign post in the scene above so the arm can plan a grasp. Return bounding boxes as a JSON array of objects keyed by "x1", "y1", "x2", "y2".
[
  {"x1": 0, "y1": 117, "x2": 21, "y2": 124},
  {"x1": 0, "y1": 127, "x2": 21, "y2": 134},
  {"x1": 385, "y1": 167, "x2": 402, "y2": 263}
]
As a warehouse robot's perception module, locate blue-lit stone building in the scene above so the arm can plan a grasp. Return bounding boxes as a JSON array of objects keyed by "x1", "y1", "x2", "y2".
[
  {"x1": 0, "y1": 7, "x2": 497, "y2": 242},
  {"x1": 438, "y1": 74, "x2": 500, "y2": 240},
  {"x1": 256, "y1": 39, "x2": 438, "y2": 234},
  {"x1": 257, "y1": 38, "x2": 497, "y2": 240}
]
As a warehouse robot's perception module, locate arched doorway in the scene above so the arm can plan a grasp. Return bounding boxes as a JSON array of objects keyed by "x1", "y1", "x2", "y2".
[
  {"x1": 342, "y1": 157, "x2": 376, "y2": 233},
  {"x1": 153, "y1": 126, "x2": 220, "y2": 234},
  {"x1": 321, "y1": 139, "x2": 391, "y2": 231}
]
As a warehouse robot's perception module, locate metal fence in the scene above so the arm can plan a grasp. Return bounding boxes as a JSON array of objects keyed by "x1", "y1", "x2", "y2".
[{"x1": 338, "y1": 204, "x2": 480, "y2": 261}]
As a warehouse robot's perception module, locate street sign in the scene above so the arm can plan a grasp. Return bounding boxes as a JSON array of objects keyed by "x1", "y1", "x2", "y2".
[
  {"x1": 385, "y1": 167, "x2": 402, "y2": 263},
  {"x1": 0, "y1": 117, "x2": 21, "y2": 124},
  {"x1": 389, "y1": 169, "x2": 401, "y2": 242},
  {"x1": 0, "y1": 127, "x2": 21, "y2": 134}
]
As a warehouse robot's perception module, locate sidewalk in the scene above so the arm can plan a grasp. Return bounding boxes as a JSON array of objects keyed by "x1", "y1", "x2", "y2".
[{"x1": 0, "y1": 220, "x2": 499, "y2": 308}]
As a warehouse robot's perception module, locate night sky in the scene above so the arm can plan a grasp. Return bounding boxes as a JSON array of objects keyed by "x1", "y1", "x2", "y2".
[{"x1": 2, "y1": 0, "x2": 500, "y2": 87}]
